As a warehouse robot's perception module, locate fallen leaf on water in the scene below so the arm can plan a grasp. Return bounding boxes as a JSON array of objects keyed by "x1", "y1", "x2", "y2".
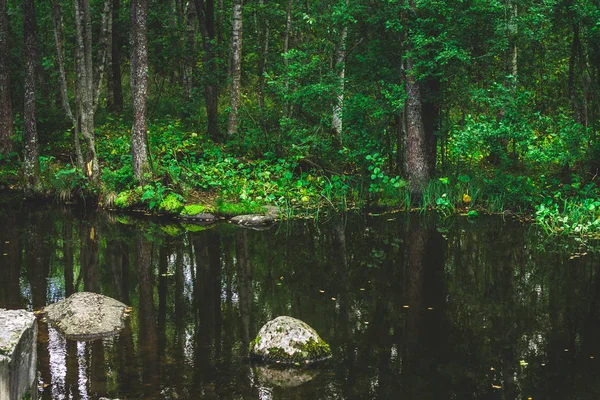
[
  {"x1": 2, "y1": 253, "x2": 7, "y2": 256},
  {"x1": 490, "y1": 367, "x2": 495, "y2": 371},
  {"x1": 364, "y1": 321, "x2": 369, "y2": 324},
  {"x1": 4, "y1": 241, "x2": 9, "y2": 244},
  {"x1": 427, "y1": 307, "x2": 434, "y2": 310},
  {"x1": 591, "y1": 356, "x2": 595, "y2": 359},
  {"x1": 564, "y1": 349, "x2": 569, "y2": 352},
  {"x1": 360, "y1": 288, "x2": 366, "y2": 291},
  {"x1": 491, "y1": 385, "x2": 502, "y2": 389},
  {"x1": 403, "y1": 305, "x2": 409, "y2": 309},
  {"x1": 519, "y1": 360, "x2": 528, "y2": 366},
  {"x1": 331, "y1": 297, "x2": 337, "y2": 301},
  {"x1": 279, "y1": 276, "x2": 284, "y2": 280},
  {"x1": 541, "y1": 363, "x2": 546, "y2": 367},
  {"x1": 319, "y1": 290, "x2": 325, "y2": 293}
]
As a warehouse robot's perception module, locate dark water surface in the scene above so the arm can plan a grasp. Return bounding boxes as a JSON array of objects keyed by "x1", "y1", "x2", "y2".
[{"x1": 1, "y1": 205, "x2": 600, "y2": 399}]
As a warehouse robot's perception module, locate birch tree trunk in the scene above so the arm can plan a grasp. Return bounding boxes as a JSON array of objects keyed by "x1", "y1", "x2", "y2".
[
  {"x1": 24, "y1": 0, "x2": 41, "y2": 194},
  {"x1": 183, "y1": 1, "x2": 197, "y2": 101},
  {"x1": 0, "y1": 0, "x2": 13, "y2": 156},
  {"x1": 331, "y1": 0, "x2": 348, "y2": 144},
  {"x1": 130, "y1": 0, "x2": 150, "y2": 180},
  {"x1": 257, "y1": 0, "x2": 269, "y2": 129},
  {"x1": 227, "y1": 0, "x2": 243, "y2": 136}
]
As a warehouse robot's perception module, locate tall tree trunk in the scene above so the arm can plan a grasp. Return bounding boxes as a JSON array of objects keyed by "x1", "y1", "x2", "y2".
[
  {"x1": 0, "y1": 0, "x2": 13, "y2": 156},
  {"x1": 331, "y1": 0, "x2": 348, "y2": 144},
  {"x1": 24, "y1": 0, "x2": 41, "y2": 194},
  {"x1": 130, "y1": 0, "x2": 150, "y2": 180},
  {"x1": 257, "y1": 0, "x2": 269, "y2": 133},
  {"x1": 74, "y1": 0, "x2": 111, "y2": 181},
  {"x1": 283, "y1": 0, "x2": 292, "y2": 116},
  {"x1": 405, "y1": 56, "x2": 430, "y2": 197},
  {"x1": 195, "y1": 0, "x2": 220, "y2": 141},
  {"x1": 227, "y1": 0, "x2": 243, "y2": 136},
  {"x1": 183, "y1": 1, "x2": 197, "y2": 101},
  {"x1": 110, "y1": 0, "x2": 123, "y2": 111},
  {"x1": 51, "y1": 0, "x2": 84, "y2": 169}
]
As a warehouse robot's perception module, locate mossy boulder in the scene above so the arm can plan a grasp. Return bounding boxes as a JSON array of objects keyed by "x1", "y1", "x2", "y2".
[
  {"x1": 230, "y1": 214, "x2": 274, "y2": 227},
  {"x1": 250, "y1": 316, "x2": 331, "y2": 365}
]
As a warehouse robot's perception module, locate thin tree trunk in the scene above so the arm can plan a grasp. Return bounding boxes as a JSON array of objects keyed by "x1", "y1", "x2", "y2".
[
  {"x1": 183, "y1": 1, "x2": 196, "y2": 101},
  {"x1": 257, "y1": 0, "x2": 269, "y2": 132},
  {"x1": 0, "y1": 0, "x2": 13, "y2": 156},
  {"x1": 195, "y1": 0, "x2": 220, "y2": 141},
  {"x1": 24, "y1": 0, "x2": 41, "y2": 194},
  {"x1": 569, "y1": 23, "x2": 582, "y2": 125},
  {"x1": 110, "y1": 0, "x2": 123, "y2": 111},
  {"x1": 51, "y1": 0, "x2": 84, "y2": 169},
  {"x1": 331, "y1": 0, "x2": 348, "y2": 144},
  {"x1": 130, "y1": 0, "x2": 150, "y2": 180},
  {"x1": 227, "y1": 0, "x2": 243, "y2": 136},
  {"x1": 283, "y1": 0, "x2": 292, "y2": 116}
]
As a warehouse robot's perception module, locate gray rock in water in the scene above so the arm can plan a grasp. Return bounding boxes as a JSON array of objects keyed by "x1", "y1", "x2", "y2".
[
  {"x1": 179, "y1": 212, "x2": 216, "y2": 224},
  {"x1": 250, "y1": 316, "x2": 331, "y2": 365},
  {"x1": 230, "y1": 214, "x2": 274, "y2": 227},
  {"x1": 44, "y1": 292, "x2": 130, "y2": 340},
  {"x1": 0, "y1": 309, "x2": 37, "y2": 400}
]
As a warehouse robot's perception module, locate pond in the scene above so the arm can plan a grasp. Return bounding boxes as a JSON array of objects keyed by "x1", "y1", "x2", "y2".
[{"x1": 1, "y1": 204, "x2": 599, "y2": 399}]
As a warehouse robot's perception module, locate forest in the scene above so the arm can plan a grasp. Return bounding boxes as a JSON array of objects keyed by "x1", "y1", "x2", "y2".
[{"x1": 0, "y1": 0, "x2": 599, "y2": 239}]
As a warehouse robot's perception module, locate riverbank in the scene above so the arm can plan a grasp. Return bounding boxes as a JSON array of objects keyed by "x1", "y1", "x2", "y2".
[{"x1": 1, "y1": 119, "x2": 599, "y2": 241}]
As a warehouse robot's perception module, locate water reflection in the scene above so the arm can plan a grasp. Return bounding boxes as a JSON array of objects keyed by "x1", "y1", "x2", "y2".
[{"x1": 1, "y1": 206, "x2": 599, "y2": 399}]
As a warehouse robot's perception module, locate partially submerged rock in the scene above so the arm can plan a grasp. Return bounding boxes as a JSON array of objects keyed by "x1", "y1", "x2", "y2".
[
  {"x1": 250, "y1": 316, "x2": 331, "y2": 365},
  {"x1": 230, "y1": 214, "x2": 274, "y2": 227},
  {"x1": 180, "y1": 212, "x2": 217, "y2": 224},
  {"x1": 0, "y1": 309, "x2": 37, "y2": 400},
  {"x1": 44, "y1": 292, "x2": 129, "y2": 340}
]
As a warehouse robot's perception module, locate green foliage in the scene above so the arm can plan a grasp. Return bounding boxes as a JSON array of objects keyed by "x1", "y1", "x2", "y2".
[
  {"x1": 182, "y1": 203, "x2": 209, "y2": 216},
  {"x1": 158, "y1": 192, "x2": 185, "y2": 214}
]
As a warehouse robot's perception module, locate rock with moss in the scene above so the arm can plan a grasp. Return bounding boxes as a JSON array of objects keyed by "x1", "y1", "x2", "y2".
[
  {"x1": 180, "y1": 208, "x2": 217, "y2": 224},
  {"x1": 250, "y1": 316, "x2": 331, "y2": 365},
  {"x1": 43, "y1": 292, "x2": 130, "y2": 340},
  {"x1": 113, "y1": 188, "x2": 142, "y2": 209},
  {"x1": 0, "y1": 309, "x2": 37, "y2": 400},
  {"x1": 230, "y1": 214, "x2": 274, "y2": 227}
]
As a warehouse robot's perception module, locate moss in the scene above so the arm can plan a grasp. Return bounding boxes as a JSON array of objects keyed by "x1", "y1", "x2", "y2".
[
  {"x1": 249, "y1": 334, "x2": 261, "y2": 352},
  {"x1": 257, "y1": 337, "x2": 331, "y2": 364},
  {"x1": 114, "y1": 188, "x2": 142, "y2": 209},
  {"x1": 216, "y1": 200, "x2": 266, "y2": 217},
  {"x1": 181, "y1": 203, "x2": 209, "y2": 215},
  {"x1": 158, "y1": 193, "x2": 184, "y2": 214}
]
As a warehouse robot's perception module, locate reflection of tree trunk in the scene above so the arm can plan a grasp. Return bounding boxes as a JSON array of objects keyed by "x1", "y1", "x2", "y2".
[
  {"x1": 158, "y1": 245, "x2": 169, "y2": 357},
  {"x1": 136, "y1": 234, "x2": 158, "y2": 395},
  {"x1": 0, "y1": 215, "x2": 21, "y2": 308},
  {"x1": 65, "y1": 339, "x2": 79, "y2": 397},
  {"x1": 90, "y1": 340, "x2": 106, "y2": 395},
  {"x1": 173, "y1": 243, "x2": 186, "y2": 388},
  {"x1": 80, "y1": 222, "x2": 100, "y2": 293},
  {"x1": 236, "y1": 230, "x2": 253, "y2": 347},
  {"x1": 63, "y1": 217, "x2": 75, "y2": 296},
  {"x1": 26, "y1": 214, "x2": 50, "y2": 309}
]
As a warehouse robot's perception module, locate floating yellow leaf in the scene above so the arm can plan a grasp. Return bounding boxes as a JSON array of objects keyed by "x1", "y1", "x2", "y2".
[
  {"x1": 360, "y1": 288, "x2": 366, "y2": 291},
  {"x1": 463, "y1": 193, "x2": 472, "y2": 204},
  {"x1": 319, "y1": 290, "x2": 325, "y2": 293},
  {"x1": 403, "y1": 305, "x2": 409, "y2": 309},
  {"x1": 427, "y1": 307, "x2": 434, "y2": 310},
  {"x1": 491, "y1": 385, "x2": 502, "y2": 389},
  {"x1": 331, "y1": 297, "x2": 337, "y2": 301}
]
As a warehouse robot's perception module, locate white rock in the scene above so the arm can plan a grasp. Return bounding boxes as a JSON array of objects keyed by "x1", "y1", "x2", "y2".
[
  {"x1": 0, "y1": 309, "x2": 37, "y2": 400},
  {"x1": 250, "y1": 316, "x2": 331, "y2": 365}
]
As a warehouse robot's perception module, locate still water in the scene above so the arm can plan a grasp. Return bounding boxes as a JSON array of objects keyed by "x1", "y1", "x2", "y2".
[{"x1": 1, "y1": 204, "x2": 599, "y2": 399}]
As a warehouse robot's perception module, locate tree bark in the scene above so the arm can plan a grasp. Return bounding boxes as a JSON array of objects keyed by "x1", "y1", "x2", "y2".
[
  {"x1": 109, "y1": 0, "x2": 123, "y2": 111},
  {"x1": 195, "y1": 0, "x2": 221, "y2": 141},
  {"x1": 183, "y1": 1, "x2": 197, "y2": 101},
  {"x1": 0, "y1": 0, "x2": 13, "y2": 156},
  {"x1": 24, "y1": 0, "x2": 41, "y2": 194},
  {"x1": 405, "y1": 56, "x2": 430, "y2": 197},
  {"x1": 227, "y1": 0, "x2": 243, "y2": 136},
  {"x1": 51, "y1": 0, "x2": 84, "y2": 169},
  {"x1": 331, "y1": 0, "x2": 348, "y2": 144},
  {"x1": 130, "y1": 0, "x2": 150, "y2": 180},
  {"x1": 257, "y1": 0, "x2": 269, "y2": 131}
]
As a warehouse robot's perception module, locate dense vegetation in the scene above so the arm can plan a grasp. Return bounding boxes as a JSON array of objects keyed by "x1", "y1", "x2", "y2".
[{"x1": 0, "y1": 0, "x2": 599, "y2": 239}]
